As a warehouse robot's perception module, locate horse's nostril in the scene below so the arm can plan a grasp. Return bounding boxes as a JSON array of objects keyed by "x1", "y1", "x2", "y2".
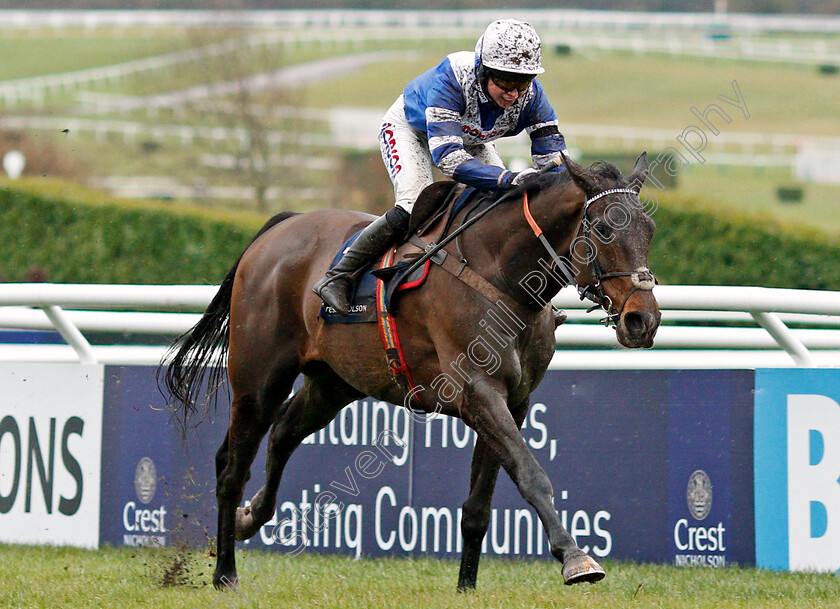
[{"x1": 623, "y1": 311, "x2": 650, "y2": 337}]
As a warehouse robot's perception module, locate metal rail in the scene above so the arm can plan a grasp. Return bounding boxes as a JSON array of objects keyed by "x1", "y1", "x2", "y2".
[{"x1": 0, "y1": 283, "x2": 838, "y2": 368}]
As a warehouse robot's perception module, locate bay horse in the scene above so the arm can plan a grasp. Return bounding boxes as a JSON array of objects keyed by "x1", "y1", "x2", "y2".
[{"x1": 161, "y1": 152, "x2": 660, "y2": 592}]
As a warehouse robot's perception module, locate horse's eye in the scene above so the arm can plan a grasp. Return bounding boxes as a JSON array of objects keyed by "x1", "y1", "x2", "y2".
[{"x1": 593, "y1": 222, "x2": 612, "y2": 240}]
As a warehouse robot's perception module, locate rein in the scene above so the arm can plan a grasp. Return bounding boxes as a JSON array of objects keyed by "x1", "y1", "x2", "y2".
[
  {"x1": 523, "y1": 187, "x2": 656, "y2": 326},
  {"x1": 390, "y1": 165, "x2": 558, "y2": 288},
  {"x1": 392, "y1": 160, "x2": 654, "y2": 326}
]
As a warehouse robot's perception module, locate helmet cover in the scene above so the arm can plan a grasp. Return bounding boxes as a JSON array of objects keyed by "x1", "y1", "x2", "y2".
[{"x1": 475, "y1": 19, "x2": 545, "y2": 75}]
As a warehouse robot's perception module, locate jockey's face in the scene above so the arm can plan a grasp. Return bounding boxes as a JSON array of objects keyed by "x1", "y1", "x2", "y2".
[
  {"x1": 487, "y1": 78, "x2": 520, "y2": 108},
  {"x1": 486, "y1": 75, "x2": 530, "y2": 108}
]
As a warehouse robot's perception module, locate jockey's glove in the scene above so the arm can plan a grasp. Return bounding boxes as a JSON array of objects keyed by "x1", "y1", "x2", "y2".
[{"x1": 511, "y1": 167, "x2": 540, "y2": 186}]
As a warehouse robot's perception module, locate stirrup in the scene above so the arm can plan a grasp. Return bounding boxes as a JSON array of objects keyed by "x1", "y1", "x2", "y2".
[
  {"x1": 313, "y1": 272, "x2": 341, "y2": 294},
  {"x1": 314, "y1": 272, "x2": 352, "y2": 315}
]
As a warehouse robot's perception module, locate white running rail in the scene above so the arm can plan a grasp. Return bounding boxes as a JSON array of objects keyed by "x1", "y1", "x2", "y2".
[{"x1": 0, "y1": 283, "x2": 838, "y2": 369}]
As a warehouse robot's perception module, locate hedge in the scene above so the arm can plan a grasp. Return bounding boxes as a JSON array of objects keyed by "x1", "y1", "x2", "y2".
[
  {"x1": 0, "y1": 179, "x2": 262, "y2": 285},
  {"x1": 649, "y1": 192, "x2": 840, "y2": 291},
  {"x1": 2, "y1": 180, "x2": 839, "y2": 291}
]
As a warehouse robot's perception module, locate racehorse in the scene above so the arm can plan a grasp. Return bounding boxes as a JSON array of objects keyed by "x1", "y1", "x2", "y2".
[{"x1": 161, "y1": 151, "x2": 660, "y2": 592}]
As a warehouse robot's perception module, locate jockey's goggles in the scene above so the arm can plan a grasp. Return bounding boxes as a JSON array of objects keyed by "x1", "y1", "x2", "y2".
[{"x1": 487, "y1": 70, "x2": 534, "y2": 93}]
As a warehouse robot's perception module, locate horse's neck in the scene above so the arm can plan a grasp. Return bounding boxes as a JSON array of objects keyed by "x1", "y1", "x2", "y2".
[{"x1": 465, "y1": 183, "x2": 584, "y2": 308}]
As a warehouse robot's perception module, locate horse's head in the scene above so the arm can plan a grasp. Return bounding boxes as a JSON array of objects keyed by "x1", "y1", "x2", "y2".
[{"x1": 563, "y1": 152, "x2": 661, "y2": 348}]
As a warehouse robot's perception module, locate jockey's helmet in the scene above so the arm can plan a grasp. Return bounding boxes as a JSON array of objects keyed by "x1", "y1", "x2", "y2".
[{"x1": 475, "y1": 19, "x2": 545, "y2": 76}]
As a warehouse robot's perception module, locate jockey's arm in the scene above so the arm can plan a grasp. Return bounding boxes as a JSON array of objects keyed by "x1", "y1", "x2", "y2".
[
  {"x1": 427, "y1": 115, "x2": 513, "y2": 191},
  {"x1": 523, "y1": 81, "x2": 567, "y2": 169}
]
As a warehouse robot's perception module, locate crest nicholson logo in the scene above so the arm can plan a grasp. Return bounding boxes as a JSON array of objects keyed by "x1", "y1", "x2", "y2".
[
  {"x1": 134, "y1": 457, "x2": 157, "y2": 505},
  {"x1": 686, "y1": 470, "x2": 712, "y2": 521}
]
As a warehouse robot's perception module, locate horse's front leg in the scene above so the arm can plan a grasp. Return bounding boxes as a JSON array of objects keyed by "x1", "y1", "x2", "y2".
[
  {"x1": 457, "y1": 400, "x2": 527, "y2": 591},
  {"x1": 461, "y1": 379, "x2": 605, "y2": 586},
  {"x1": 213, "y1": 395, "x2": 272, "y2": 590}
]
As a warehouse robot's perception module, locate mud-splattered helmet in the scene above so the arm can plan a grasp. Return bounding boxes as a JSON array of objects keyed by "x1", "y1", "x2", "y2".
[{"x1": 475, "y1": 19, "x2": 545, "y2": 75}]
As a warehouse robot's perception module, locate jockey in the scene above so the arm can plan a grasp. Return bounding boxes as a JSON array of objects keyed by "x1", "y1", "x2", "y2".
[{"x1": 314, "y1": 19, "x2": 568, "y2": 316}]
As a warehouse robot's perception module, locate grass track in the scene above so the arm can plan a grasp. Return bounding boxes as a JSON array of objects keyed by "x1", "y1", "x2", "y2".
[
  {"x1": 300, "y1": 44, "x2": 840, "y2": 137},
  {"x1": 1, "y1": 544, "x2": 837, "y2": 609},
  {"x1": 0, "y1": 31, "x2": 192, "y2": 81},
  {"x1": 2, "y1": 29, "x2": 839, "y2": 226},
  {"x1": 674, "y1": 163, "x2": 840, "y2": 233}
]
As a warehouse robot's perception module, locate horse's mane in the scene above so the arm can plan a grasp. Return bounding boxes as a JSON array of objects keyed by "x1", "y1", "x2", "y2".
[
  {"x1": 483, "y1": 164, "x2": 572, "y2": 205},
  {"x1": 486, "y1": 160, "x2": 627, "y2": 205},
  {"x1": 532, "y1": 165, "x2": 574, "y2": 190},
  {"x1": 587, "y1": 161, "x2": 625, "y2": 183}
]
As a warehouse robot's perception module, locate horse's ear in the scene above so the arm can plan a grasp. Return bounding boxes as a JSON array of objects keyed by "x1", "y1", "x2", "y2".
[
  {"x1": 628, "y1": 151, "x2": 649, "y2": 193},
  {"x1": 560, "y1": 150, "x2": 598, "y2": 193}
]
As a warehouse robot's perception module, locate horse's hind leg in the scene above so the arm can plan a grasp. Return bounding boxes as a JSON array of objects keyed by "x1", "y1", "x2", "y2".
[
  {"x1": 215, "y1": 430, "x2": 229, "y2": 481},
  {"x1": 235, "y1": 363, "x2": 364, "y2": 542},
  {"x1": 213, "y1": 350, "x2": 301, "y2": 590},
  {"x1": 214, "y1": 386, "x2": 287, "y2": 589},
  {"x1": 457, "y1": 400, "x2": 527, "y2": 591},
  {"x1": 457, "y1": 438, "x2": 500, "y2": 591}
]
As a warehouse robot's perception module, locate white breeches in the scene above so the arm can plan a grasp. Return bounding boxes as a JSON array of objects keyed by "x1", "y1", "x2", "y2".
[{"x1": 379, "y1": 95, "x2": 505, "y2": 213}]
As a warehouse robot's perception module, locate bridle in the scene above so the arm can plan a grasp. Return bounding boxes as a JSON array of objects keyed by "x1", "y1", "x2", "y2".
[{"x1": 523, "y1": 186, "x2": 656, "y2": 326}]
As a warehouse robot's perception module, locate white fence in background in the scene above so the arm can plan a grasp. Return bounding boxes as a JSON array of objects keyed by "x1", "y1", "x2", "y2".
[
  {"x1": 1, "y1": 9, "x2": 839, "y2": 105},
  {"x1": 0, "y1": 283, "x2": 837, "y2": 370},
  {"x1": 2, "y1": 9, "x2": 840, "y2": 35},
  {"x1": 544, "y1": 32, "x2": 840, "y2": 65},
  {"x1": 3, "y1": 112, "x2": 835, "y2": 158}
]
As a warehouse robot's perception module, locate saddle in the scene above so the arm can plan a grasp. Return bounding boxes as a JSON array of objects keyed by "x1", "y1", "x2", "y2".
[
  {"x1": 319, "y1": 181, "x2": 478, "y2": 324},
  {"x1": 374, "y1": 182, "x2": 485, "y2": 308}
]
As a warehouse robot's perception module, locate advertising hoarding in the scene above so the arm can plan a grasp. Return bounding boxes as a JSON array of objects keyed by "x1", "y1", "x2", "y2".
[
  {"x1": 99, "y1": 366, "x2": 220, "y2": 549},
  {"x1": 97, "y1": 367, "x2": 755, "y2": 567},
  {"x1": 0, "y1": 363, "x2": 760, "y2": 567},
  {"x1": 754, "y1": 368, "x2": 840, "y2": 572},
  {"x1": 0, "y1": 364, "x2": 104, "y2": 548}
]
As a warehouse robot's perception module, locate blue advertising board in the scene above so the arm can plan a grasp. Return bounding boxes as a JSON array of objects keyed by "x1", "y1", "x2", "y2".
[
  {"x1": 754, "y1": 368, "x2": 840, "y2": 573},
  {"x1": 526, "y1": 370, "x2": 754, "y2": 567},
  {"x1": 666, "y1": 371, "x2": 754, "y2": 568},
  {"x1": 101, "y1": 367, "x2": 220, "y2": 549},
  {"x1": 98, "y1": 366, "x2": 756, "y2": 568},
  {"x1": 100, "y1": 367, "x2": 176, "y2": 547}
]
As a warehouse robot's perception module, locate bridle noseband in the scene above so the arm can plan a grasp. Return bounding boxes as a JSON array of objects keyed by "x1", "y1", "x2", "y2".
[{"x1": 524, "y1": 186, "x2": 656, "y2": 327}]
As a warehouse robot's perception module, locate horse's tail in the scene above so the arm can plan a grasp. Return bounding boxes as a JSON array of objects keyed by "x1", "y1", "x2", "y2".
[{"x1": 158, "y1": 211, "x2": 299, "y2": 426}]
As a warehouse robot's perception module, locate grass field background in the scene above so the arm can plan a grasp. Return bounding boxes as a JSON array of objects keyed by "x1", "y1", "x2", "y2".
[
  {"x1": 304, "y1": 47, "x2": 840, "y2": 136},
  {"x1": 3, "y1": 29, "x2": 838, "y2": 135},
  {"x1": 0, "y1": 30, "x2": 190, "y2": 81},
  {"x1": 2, "y1": 22, "x2": 840, "y2": 609},
  {"x1": 1, "y1": 544, "x2": 837, "y2": 609},
  {"x1": 1, "y1": 25, "x2": 838, "y2": 232}
]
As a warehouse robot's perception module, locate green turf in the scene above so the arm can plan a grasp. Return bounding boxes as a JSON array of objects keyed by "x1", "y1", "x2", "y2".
[
  {"x1": 1, "y1": 29, "x2": 838, "y2": 229},
  {"x1": 298, "y1": 44, "x2": 840, "y2": 137},
  {"x1": 0, "y1": 30, "x2": 192, "y2": 81},
  {"x1": 674, "y1": 163, "x2": 840, "y2": 234},
  {"x1": 541, "y1": 51, "x2": 840, "y2": 137},
  {"x1": 0, "y1": 544, "x2": 837, "y2": 609}
]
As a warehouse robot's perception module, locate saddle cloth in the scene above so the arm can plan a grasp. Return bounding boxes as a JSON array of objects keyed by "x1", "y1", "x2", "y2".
[
  {"x1": 318, "y1": 229, "x2": 431, "y2": 324},
  {"x1": 319, "y1": 182, "x2": 480, "y2": 324}
]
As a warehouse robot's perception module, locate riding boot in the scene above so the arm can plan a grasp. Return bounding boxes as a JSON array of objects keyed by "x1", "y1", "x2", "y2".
[{"x1": 313, "y1": 206, "x2": 410, "y2": 316}]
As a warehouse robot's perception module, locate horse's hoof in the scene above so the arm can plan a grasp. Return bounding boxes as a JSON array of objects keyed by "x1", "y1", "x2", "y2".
[
  {"x1": 562, "y1": 554, "x2": 605, "y2": 585},
  {"x1": 553, "y1": 308, "x2": 568, "y2": 328},
  {"x1": 234, "y1": 505, "x2": 257, "y2": 541},
  {"x1": 213, "y1": 571, "x2": 238, "y2": 591}
]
